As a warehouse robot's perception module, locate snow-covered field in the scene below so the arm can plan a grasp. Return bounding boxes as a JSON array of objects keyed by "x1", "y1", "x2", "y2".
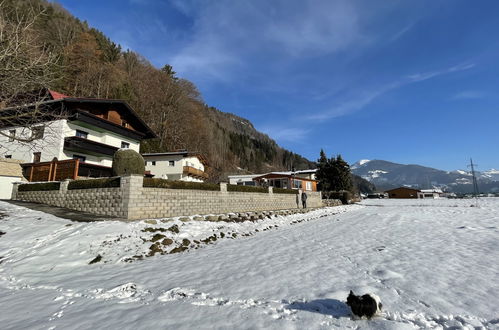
[{"x1": 1, "y1": 199, "x2": 498, "y2": 329}]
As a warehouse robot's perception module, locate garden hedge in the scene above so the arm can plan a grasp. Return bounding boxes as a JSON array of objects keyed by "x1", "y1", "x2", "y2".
[
  {"x1": 273, "y1": 187, "x2": 299, "y2": 194},
  {"x1": 18, "y1": 182, "x2": 60, "y2": 192},
  {"x1": 143, "y1": 178, "x2": 220, "y2": 191},
  {"x1": 227, "y1": 184, "x2": 268, "y2": 193},
  {"x1": 68, "y1": 177, "x2": 121, "y2": 190}
]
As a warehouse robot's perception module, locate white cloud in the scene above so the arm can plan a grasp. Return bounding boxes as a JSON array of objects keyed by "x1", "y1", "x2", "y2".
[
  {"x1": 309, "y1": 62, "x2": 477, "y2": 120},
  {"x1": 168, "y1": 0, "x2": 365, "y2": 81},
  {"x1": 407, "y1": 62, "x2": 475, "y2": 82},
  {"x1": 259, "y1": 126, "x2": 311, "y2": 142},
  {"x1": 450, "y1": 91, "x2": 485, "y2": 100}
]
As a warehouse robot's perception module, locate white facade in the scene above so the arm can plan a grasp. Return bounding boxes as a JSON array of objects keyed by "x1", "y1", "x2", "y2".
[
  {"x1": 143, "y1": 153, "x2": 206, "y2": 182},
  {"x1": 0, "y1": 119, "x2": 140, "y2": 167},
  {"x1": 228, "y1": 169, "x2": 317, "y2": 186},
  {"x1": 228, "y1": 174, "x2": 259, "y2": 185}
]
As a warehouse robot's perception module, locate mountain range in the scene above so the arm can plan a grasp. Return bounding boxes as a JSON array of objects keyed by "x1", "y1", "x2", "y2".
[{"x1": 351, "y1": 159, "x2": 499, "y2": 194}]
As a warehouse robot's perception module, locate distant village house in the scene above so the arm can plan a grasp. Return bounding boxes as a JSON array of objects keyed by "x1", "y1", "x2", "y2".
[
  {"x1": 385, "y1": 187, "x2": 443, "y2": 199},
  {"x1": 142, "y1": 151, "x2": 208, "y2": 182}
]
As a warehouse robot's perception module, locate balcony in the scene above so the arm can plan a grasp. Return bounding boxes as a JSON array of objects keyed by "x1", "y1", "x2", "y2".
[
  {"x1": 64, "y1": 136, "x2": 118, "y2": 157},
  {"x1": 183, "y1": 166, "x2": 208, "y2": 180}
]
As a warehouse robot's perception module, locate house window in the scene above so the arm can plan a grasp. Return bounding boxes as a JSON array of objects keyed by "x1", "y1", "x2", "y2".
[
  {"x1": 8, "y1": 129, "x2": 15, "y2": 142},
  {"x1": 306, "y1": 181, "x2": 312, "y2": 191},
  {"x1": 151, "y1": 161, "x2": 156, "y2": 166},
  {"x1": 5, "y1": 155, "x2": 12, "y2": 158},
  {"x1": 72, "y1": 155, "x2": 86, "y2": 163},
  {"x1": 121, "y1": 141, "x2": 130, "y2": 149},
  {"x1": 33, "y1": 152, "x2": 41, "y2": 163},
  {"x1": 169, "y1": 160, "x2": 175, "y2": 167},
  {"x1": 121, "y1": 119, "x2": 128, "y2": 128},
  {"x1": 31, "y1": 126, "x2": 44, "y2": 139},
  {"x1": 75, "y1": 130, "x2": 88, "y2": 139},
  {"x1": 293, "y1": 180, "x2": 302, "y2": 189}
]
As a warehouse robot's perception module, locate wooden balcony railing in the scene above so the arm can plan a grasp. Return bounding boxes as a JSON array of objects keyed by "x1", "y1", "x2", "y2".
[{"x1": 182, "y1": 166, "x2": 208, "y2": 179}]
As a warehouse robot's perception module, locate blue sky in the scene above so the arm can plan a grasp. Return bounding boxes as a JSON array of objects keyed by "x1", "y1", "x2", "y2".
[{"x1": 56, "y1": 0, "x2": 499, "y2": 171}]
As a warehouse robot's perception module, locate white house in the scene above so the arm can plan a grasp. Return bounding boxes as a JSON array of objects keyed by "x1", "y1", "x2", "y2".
[
  {"x1": 228, "y1": 169, "x2": 317, "y2": 188},
  {"x1": 142, "y1": 151, "x2": 208, "y2": 182},
  {"x1": 228, "y1": 174, "x2": 259, "y2": 186},
  {"x1": 0, "y1": 90, "x2": 156, "y2": 179},
  {"x1": 420, "y1": 189, "x2": 444, "y2": 199}
]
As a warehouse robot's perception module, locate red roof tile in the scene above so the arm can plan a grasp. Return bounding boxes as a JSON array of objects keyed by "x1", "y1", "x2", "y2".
[{"x1": 48, "y1": 90, "x2": 69, "y2": 100}]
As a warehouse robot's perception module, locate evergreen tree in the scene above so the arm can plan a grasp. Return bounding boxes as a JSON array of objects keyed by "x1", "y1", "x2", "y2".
[
  {"x1": 334, "y1": 155, "x2": 353, "y2": 192},
  {"x1": 315, "y1": 151, "x2": 354, "y2": 193},
  {"x1": 316, "y1": 149, "x2": 331, "y2": 191}
]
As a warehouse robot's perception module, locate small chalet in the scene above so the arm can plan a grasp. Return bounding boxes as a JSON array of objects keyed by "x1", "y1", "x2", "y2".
[
  {"x1": 385, "y1": 187, "x2": 421, "y2": 199},
  {"x1": 0, "y1": 90, "x2": 156, "y2": 181},
  {"x1": 252, "y1": 171, "x2": 318, "y2": 191},
  {"x1": 142, "y1": 151, "x2": 208, "y2": 182}
]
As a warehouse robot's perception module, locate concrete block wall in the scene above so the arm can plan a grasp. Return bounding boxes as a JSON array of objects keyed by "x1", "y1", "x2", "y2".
[
  {"x1": 13, "y1": 175, "x2": 323, "y2": 220},
  {"x1": 14, "y1": 179, "x2": 124, "y2": 217}
]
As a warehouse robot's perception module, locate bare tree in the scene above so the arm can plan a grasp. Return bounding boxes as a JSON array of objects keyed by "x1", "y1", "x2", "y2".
[{"x1": 0, "y1": 0, "x2": 63, "y2": 152}]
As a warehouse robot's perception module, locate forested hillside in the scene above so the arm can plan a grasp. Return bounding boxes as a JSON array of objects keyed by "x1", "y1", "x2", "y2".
[{"x1": 0, "y1": 0, "x2": 315, "y2": 181}]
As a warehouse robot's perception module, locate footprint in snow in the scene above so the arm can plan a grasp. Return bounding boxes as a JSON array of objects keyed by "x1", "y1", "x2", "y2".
[
  {"x1": 158, "y1": 287, "x2": 297, "y2": 320},
  {"x1": 92, "y1": 282, "x2": 151, "y2": 303}
]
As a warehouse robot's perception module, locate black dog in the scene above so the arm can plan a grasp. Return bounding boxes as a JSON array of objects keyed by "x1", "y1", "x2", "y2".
[{"x1": 346, "y1": 290, "x2": 382, "y2": 319}]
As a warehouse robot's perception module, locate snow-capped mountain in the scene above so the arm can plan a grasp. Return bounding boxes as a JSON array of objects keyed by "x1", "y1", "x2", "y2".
[{"x1": 351, "y1": 159, "x2": 499, "y2": 193}]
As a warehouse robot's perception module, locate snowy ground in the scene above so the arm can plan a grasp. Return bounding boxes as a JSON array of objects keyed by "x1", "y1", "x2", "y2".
[{"x1": 1, "y1": 198, "x2": 498, "y2": 329}]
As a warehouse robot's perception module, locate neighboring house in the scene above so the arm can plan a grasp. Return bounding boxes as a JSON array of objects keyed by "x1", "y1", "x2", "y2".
[
  {"x1": 142, "y1": 151, "x2": 208, "y2": 182},
  {"x1": 386, "y1": 187, "x2": 445, "y2": 199},
  {"x1": 0, "y1": 90, "x2": 156, "y2": 179},
  {"x1": 228, "y1": 169, "x2": 317, "y2": 189},
  {"x1": 0, "y1": 158, "x2": 24, "y2": 199},
  {"x1": 293, "y1": 169, "x2": 317, "y2": 181},
  {"x1": 386, "y1": 187, "x2": 422, "y2": 199},
  {"x1": 420, "y1": 189, "x2": 444, "y2": 199},
  {"x1": 228, "y1": 174, "x2": 259, "y2": 186},
  {"x1": 253, "y1": 172, "x2": 318, "y2": 191}
]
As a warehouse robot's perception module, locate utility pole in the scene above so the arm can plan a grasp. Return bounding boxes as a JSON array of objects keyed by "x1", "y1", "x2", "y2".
[{"x1": 468, "y1": 158, "x2": 480, "y2": 204}]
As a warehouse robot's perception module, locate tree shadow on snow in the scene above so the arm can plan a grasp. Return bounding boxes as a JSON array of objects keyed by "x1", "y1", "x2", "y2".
[{"x1": 285, "y1": 299, "x2": 351, "y2": 318}]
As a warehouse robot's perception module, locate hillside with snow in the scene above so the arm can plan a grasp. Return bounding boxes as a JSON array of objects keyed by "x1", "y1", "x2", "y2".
[
  {"x1": 351, "y1": 159, "x2": 499, "y2": 193},
  {"x1": 1, "y1": 199, "x2": 498, "y2": 329}
]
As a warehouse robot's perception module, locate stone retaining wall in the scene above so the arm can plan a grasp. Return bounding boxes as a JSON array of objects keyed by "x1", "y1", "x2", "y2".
[{"x1": 13, "y1": 175, "x2": 323, "y2": 220}]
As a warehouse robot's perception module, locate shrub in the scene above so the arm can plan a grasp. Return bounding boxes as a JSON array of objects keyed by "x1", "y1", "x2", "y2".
[
  {"x1": 112, "y1": 149, "x2": 145, "y2": 176},
  {"x1": 18, "y1": 182, "x2": 60, "y2": 192},
  {"x1": 323, "y1": 190, "x2": 352, "y2": 205},
  {"x1": 143, "y1": 178, "x2": 220, "y2": 191},
  {"x1": 227, "y1": 184, "x2": 268, "y2": 193},
  {"x1": 273, "y1": 188, "x2": 299, "y2": 194},
  {"x1": 68, "y1": 177, "x2": 120, "y2": 190}
]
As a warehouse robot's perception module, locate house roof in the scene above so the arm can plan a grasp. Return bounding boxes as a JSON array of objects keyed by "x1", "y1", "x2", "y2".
[
  {"x1": 0, "y1": 93, "x2": 157, "y2": 139},
  {"x1": 420, "y1": 189, "x2": 444, "y2": 193},
  {"x1": 385, "y1": 187, "x2": 421, "y2": 193},
  {"x1": 48, "y1": 90, "x2": 69, "y2": 100},
  {"x1": 252, "y1": 172, "x2": 318, "y2": 182}
]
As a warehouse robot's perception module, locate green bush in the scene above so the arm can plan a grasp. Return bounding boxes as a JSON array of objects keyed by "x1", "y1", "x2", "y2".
[
  {"x1": 143, "y1": 178, "x2": 220, "y2": 191},
  {"x1": 68, "y1": 177, "x2": 121, "y2": 190},
  {"x1": 227, "y1": 184, "x2": 268, "y2": 193},
  {"x1": 273, "y1": 187, "x2": 299, "y2": 194},
  {"x1": 323, "y1": 191, "x2": 352, "y2": 205},
  {"x1": 112, "y1": 149, "x2": 145, "y2": 176},
  {"x1": 18, "y1": 182, "x2": 60, "y2": 192}
]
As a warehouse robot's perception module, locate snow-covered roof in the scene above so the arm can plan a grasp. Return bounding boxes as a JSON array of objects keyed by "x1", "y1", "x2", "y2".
[{"x1": 420, "y1": 189, "x2": 444, "y2": 194}]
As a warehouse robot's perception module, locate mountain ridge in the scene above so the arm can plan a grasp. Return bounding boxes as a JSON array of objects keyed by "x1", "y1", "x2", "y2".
[{"x1": 351, "y1": 159, "x2": 499, "y2": 193}]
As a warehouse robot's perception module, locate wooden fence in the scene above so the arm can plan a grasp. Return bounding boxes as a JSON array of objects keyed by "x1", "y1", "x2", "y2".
[{"x1": 23, "y1": 159, "x2": 79, "y2": 182}]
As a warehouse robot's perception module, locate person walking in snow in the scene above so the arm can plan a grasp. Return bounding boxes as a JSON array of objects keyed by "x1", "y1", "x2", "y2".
[{"x1": 301, "y1": 191, "x2": 307, "y2": 209}]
